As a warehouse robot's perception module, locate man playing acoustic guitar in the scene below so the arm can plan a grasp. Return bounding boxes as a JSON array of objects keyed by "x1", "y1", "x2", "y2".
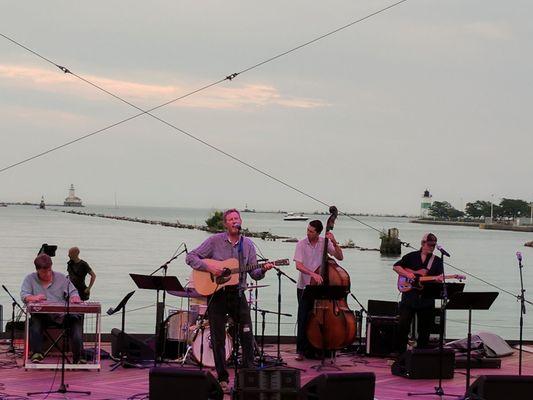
[
  {"x1": 393, "y1": 232, "x2": 444, "y2": 353},
  {"x1": 186, "y1": 209, "x2": 273, "y2": 392}
]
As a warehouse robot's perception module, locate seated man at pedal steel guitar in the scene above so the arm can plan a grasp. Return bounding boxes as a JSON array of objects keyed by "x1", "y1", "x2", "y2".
[
  {"x1": 20, "y1": 253, "x2": 84, "y2": 364},
  {"x1": 186, "y1": 208, "x2": 273, "y2": 390},
  {"x1": 393, "y1": 232, "x2": 443, "y2": 352}
]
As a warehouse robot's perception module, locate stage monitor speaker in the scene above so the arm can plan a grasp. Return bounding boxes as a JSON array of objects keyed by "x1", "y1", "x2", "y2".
[
  {"x1": 111, "y1": 328, "x2": 154, "y2": 361},
  {"x1": 367, "y1": 299, "x2": 398, "y2": 317},
  {"x1": 467, "y1": 375, "x2": 533, "y2": 400},
  {"x1": 149, "y1": 367, "x2": 223, "y2": 400},
  {"x1": 238, "y1": 368, "x2": 300, "y2": 400},
  {"x1": 391, "y1": 348, "x2": 455, "y2": 379},
  {"x1": 366, "y1": 317, "x2": 398, "y2": 356},
  {"x1": 299, "y1": 372, "x2": 375, "y2": 400}
]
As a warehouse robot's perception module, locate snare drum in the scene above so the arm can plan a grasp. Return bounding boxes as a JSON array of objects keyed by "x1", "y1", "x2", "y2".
[
  {"x1": 191, "y1": 325, "x2": 232, "y2": 368},
  {"x1": 190, "y1": 296, "x2": 208, "y2": 318},
  {"x1": 166, "y1": 310, "x2": 195, "y2": 341}
]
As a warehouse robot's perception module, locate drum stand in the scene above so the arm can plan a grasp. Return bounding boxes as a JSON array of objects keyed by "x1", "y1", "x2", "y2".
[{"x1": 179, "y1": 314, "x2": 208, "y2": 368}]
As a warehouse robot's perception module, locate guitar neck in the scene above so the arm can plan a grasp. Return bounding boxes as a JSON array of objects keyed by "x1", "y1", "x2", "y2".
[
  {"x1": 229, "y1": 263, "x2": 264, "y2": 274},
  {"x1": 419, "y1": 275, "x2": 458, "y2": 282}
]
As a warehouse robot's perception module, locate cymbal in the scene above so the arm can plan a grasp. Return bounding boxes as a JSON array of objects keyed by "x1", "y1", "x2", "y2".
[{"x1": 245, "y1": 284, "x2": 269, "y2": 290}]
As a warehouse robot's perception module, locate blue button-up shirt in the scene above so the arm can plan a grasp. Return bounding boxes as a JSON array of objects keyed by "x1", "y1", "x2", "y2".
[
  {"x1": 186, "y1": 232, "x2": 264, "y2": 286},
  {"x1": 20, "y1": 271, "x2": 80, "y2": 303}
]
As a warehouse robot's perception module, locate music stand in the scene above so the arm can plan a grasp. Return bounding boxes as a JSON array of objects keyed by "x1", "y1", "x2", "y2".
[
  {"x1": 130, "y1": 274, "x2": 185, "y2": 365},
  {"x1": 107, "y1": 290, "x2": 135, "y2": 370},
  {"x1": 446, "y1": 292, "x2": 499, "y2": 399},
  {"x1": 422, "y1": 282, "x2": 465, "y2": 300},
  {"x1": 303, "y1": 285, "x2": 348, "y2": 371}
]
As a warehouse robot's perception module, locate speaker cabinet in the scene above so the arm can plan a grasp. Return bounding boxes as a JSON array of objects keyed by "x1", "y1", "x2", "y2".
[
  {"x1": 299, "y1": 372, "x2": 375, "y2": 400},
  {"x1": 367, "y1": 300, "x2": 398, "y2": 317},
  {"x1": 467, "y1": 375, "x2": 533, "y2": 400},
  {"x1": 238, "y1": 368, "x2": 300, "y2": 400},
  {"x1": 366, "y1": 317, "x2": 398, "y2": 356},
  {"x1": 111, "y1": 328, "x2": 154, "y2": 361},
  {"x1": 391, "y1": 349, "x2": 455, "y2": 379},
  {"x1": 149, "y1": 367, "x2": 223, "y2": 400}
]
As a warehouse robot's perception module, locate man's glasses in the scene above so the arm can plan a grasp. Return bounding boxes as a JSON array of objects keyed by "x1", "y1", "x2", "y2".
[
  {"x1": 36, "y1": 266, "x2": 52, "y2": 271},
  {"x1": 424, "y1": 242, "x2": 437, "y2": 248}
]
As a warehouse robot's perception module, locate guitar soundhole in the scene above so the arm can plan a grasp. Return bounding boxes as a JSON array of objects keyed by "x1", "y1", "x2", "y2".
[{"x1": 221, "y1": 268, "x2": 231, "y2": 277}]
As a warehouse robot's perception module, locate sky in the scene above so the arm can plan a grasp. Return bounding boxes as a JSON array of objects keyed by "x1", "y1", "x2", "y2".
[{"x1": 1, "y1": 1, "x2": 532, "y2": 215}]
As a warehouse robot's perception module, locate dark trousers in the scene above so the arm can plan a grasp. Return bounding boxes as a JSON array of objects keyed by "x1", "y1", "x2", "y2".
[
  {"x1": 397, "y1": 300, "x2": 434, "y2": 352},
  {"x1": 207, "y1": 287, "x2": 254, "y2": 383},
  {"x1": 30, "y1": 314, "x2": 84, "y2": 361},
  {"x1": 296, "y1": 288, "x2": 315, "y2": 356}
]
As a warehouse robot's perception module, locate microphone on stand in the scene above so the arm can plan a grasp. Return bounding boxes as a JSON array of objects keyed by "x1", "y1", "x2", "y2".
[
  {"x1": 234, "y1": 224, "x2": 242, "y2": 231},
  {"x1": 516, "y1": 252, "x2": 523, "y2": 262},
  {"x1": 437, "y1": 245, "x2": 451, "y2": 257}
]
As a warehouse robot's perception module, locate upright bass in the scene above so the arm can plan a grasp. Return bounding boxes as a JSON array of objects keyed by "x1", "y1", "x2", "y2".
[{"x1": 306, "y1": 206, "x2": 357, "y2": 350}]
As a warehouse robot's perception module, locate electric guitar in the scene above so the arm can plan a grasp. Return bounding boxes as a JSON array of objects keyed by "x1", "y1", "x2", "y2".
[
  {"x1": 191, "y1": 258, "x2": 289, "y2": 296},
  {"x1": 397, "y1": 268, "x2": 466, "y2": 293}
]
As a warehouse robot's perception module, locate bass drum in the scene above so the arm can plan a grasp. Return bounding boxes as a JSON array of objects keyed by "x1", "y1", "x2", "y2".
[
  {"x1": 167, "y1": 310, "x2": 196, "y2": 342},
  {"x1": 191, "y1": 326, "x2": 232, "y2": 368}
]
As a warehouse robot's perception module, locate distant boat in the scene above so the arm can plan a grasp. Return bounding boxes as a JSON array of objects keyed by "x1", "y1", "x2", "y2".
[
  {"x1": 283, "y1": 213, "x2": 309, "y2": 221},
  {"x1": 0, "y1": 203, "x2": 7, "y2": 207}
]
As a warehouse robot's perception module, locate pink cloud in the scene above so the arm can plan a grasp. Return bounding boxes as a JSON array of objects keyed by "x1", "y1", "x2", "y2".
[{"x1": 0, "y1": 64, "x2": 327, "y2": 110}]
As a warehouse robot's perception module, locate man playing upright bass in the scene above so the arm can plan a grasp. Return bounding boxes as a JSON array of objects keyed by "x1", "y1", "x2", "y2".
[
  {"x1": 186, "y1": 209, "x2": 273, "y2": 392},
  {"x1": 293, "y1": 219, "x2": 343, "y2": 361}
]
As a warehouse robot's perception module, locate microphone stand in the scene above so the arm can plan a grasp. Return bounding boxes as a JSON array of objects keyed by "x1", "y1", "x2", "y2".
[
  {"x1": 408, "y1": 249, "x2": 459, "y2": 399},
  {"x1": 250, "y1": 307, "x2": 292, "y2": 368},
  {"x1": 149, "y1": 249, "x2": 186, "y2": 364},
  {"x1": 349, "y1": 292, "x2": 368, "y2": 355},
  {"x1": 516, "y1": 253, "x2": 526, "y2": 376},
  {"x1": 273, "y1": 266, "x2": 296, "y2": 365},
  {"x1": 1, "y1": 285, "x2": 26, "y2": 354}
]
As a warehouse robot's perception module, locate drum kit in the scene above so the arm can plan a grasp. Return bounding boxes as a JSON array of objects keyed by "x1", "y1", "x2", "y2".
[{"x1": 165, "y1": 284, "x2": 269, "y2": 368}]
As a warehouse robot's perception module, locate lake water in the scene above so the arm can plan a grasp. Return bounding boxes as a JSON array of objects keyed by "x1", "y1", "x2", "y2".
[{"x1": 1, "y1": 205, "x2": 531, "y2": 340}]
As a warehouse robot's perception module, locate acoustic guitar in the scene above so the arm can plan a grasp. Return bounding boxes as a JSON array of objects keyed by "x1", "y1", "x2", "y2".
[{"x1": 191, "y1": 258, "x2": 289, "y2": 296}]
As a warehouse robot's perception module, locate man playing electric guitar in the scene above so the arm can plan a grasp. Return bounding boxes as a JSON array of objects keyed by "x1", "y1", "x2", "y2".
[
  {"x1": 186, "y1": 208, "x2": 273, "y2": 392},
  {"x1": 393, "y1": 233, "x2": 444, "y2": 353}
]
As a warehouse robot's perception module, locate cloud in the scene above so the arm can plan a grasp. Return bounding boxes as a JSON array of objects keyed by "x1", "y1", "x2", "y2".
[
  {"x1": 463, "y1": 21, "x2": 513, "y2": 41},
  {"x1": 0, "y1": 64, "x2": 328, "y2": 110},
  {"x1": 379, "y1": 19, "x2": 514, "y2": 50},
  {"x1": 0, "y1": 104, "x2": 88, "y2": 125}
]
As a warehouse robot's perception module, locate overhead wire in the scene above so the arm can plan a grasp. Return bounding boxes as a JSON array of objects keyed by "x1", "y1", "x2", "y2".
[
  {"x1": 0, "y1": 0, "x2": 409, "y2": 175},
  {"x1": 0, "y1": 2, "x2": 527, "y2": 302}
]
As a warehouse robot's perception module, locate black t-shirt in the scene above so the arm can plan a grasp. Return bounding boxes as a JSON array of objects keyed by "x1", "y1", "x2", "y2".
[
  {"x1": 394, "y1": 250, "x2": 444, "y2": 304},
  {"x1": 67, "y1": 259, "x2": 93, "y2": 300}
]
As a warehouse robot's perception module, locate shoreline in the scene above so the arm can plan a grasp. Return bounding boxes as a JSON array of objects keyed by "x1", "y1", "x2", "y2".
[
  {"x1": 54, "y1": 209, "x2": 293, "y2": 241},
  {"x1": 412, "y1": 218, "x2": 533, "y2": 233}
]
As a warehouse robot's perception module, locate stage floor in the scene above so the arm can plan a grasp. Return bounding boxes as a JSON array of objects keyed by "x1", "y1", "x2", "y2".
[{"x1": 1, "y1": 342, "x2": 531, "y2": 399}]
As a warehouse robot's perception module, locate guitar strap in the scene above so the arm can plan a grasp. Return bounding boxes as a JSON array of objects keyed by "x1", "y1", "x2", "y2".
[
  {"x1": 237, "y1": 235, "x2": 245, "y2": 287},
  {"x1": 426, "y1": 254, "x2": 435, "y2": 271}
]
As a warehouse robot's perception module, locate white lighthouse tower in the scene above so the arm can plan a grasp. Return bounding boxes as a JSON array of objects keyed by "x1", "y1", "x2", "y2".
[
  {"x1": 64, "y1": 184, "x2": 83, "y2": 207},
  {"x1": 420, "y1": 189, "x2": 432, "y2": 218}
]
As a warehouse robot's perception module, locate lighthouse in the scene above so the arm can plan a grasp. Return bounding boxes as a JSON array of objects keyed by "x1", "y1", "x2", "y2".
[
  {"x1": 420, "y1": 189, "x2": 432, "y2": 218},
  {"x1": 64, "y1": 184, "x2": 83, "y2": 207}
]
